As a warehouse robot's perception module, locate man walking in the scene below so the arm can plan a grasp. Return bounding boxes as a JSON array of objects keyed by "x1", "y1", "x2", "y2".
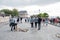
[{"x1": 38, "y1": 17, "x2": 42, "y2": 30}]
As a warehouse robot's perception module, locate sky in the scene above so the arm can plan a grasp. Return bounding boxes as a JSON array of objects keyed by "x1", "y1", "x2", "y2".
[{"x1": 0, "y1": 0, "x2": 60, "y2": 17}]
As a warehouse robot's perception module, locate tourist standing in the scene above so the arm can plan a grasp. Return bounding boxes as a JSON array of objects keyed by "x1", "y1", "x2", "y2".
[
  {"x1": 34, "y1": 17, "x2": 38, "y2": 28},
  {"x1": 38, "y1": 17, "x2": 42, "y2": 30},
  {"x1": 45, "y1": 18, "x2": 48, "y2": 26},
  {"x1": 20, "y1": 18, "x2": 22, "y2": 23},
  {"x1": 42, "y1": 18, "x2": 45, "y2": 26},
  {"x1": 30, "y1": 17, "x2": 34, "y2": 28},
  {"x1": 17, "y1": 17, "x2": 19, "y2": 22}
]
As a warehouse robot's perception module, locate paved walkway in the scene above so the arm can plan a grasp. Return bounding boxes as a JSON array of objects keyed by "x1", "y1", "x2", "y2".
[{"x1": 0, "y1": 21, "x2": 60, "y2": 40}]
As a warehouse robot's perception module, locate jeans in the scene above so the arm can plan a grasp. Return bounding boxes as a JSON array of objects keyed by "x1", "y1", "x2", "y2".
[
  {"x1": 38, "y1": 23, "x2": 41, "y2": 30},
  {"x1": 35, "y1": 22, "x2": 37, "y2": 28},
  {"x1": 11, "y1": 26, "x2": 14, "y2": 31},
  {"x1": 31, "y1": 23, "x2": 33, "y2": 28}
]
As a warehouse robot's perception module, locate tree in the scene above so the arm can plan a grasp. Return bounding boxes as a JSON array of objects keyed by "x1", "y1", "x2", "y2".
[
  {"x1": 43, "y1": 13, "x2": 49, "y2": 18},
  {"x1": 37, "y1": 12, "x2": 49, "y2": 18},
  {"x1": 37, "y1": 13, "x2": 43, "y2": 17},
  {"x1": 12, "y1": 8, "x2": 19, "y2": 16},
  {"x1": 0, "y1": 9, "x2": 19, "y2": 16},
  {"x1": 0, "y1": 9, "x2": 13, "y2": 16}
]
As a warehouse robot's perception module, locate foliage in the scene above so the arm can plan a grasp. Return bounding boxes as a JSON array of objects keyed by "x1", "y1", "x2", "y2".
[
  {"x1": 37, "y1": 13, "x2": 43, "y2": 17},
  {"x1": 37, "y1": 12, "x2": 49, "y2": 18},
  {"x1": 12, "y1": 8, "x2": 19, "y2": 16},
  {"x1": 0, "y1": 9, "x2": 13, "y2": 16},
  {"x1": 0, "y1": 8, "x2": 19, "y2": 16},
  {"x1": 43, "y1": 13, "x2": 49, "y2": 18}
]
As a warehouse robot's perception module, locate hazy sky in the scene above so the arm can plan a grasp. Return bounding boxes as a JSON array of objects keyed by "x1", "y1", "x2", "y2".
[
  {"x1": 0, "y1": 0, "x2": 60, "y2": 16},
  {"x1": 0, "y1": 0, "x2": 60, "y2": 7}
]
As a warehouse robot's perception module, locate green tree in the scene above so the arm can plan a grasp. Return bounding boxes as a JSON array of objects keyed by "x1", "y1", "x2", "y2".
[
  {"x1": 0, "y1": 9, "x2": 19, "y2": 16},
  {"x1": 0, "y1": 9, "x2": 13, "y2": 16},
  {"x1": 12, "y1": 8, "x2": 19, "y2": 16},
  {"x1": 43, "y1": 13, "x2": 49, "y2": 18},
  {"x1": 37, "y1": 12, "x2": 49, "y2": 18},
  {"x1": 37, "y1": 13, "x2": 43, "y2": 18}
]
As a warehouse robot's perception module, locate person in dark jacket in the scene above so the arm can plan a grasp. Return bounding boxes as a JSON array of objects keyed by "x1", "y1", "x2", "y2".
[
  {"x1": 38, "y1": 17, "x2": 42, "y2": 30},
  {"x1": 20, "y1": 18, "x2": 22, "y2": 23},
  {"x1": 34, "y1": 17, "x2": 38, "y2": 28},
  {"x1": 17, "y1": 17, "x2": 19, "y2": 22}
]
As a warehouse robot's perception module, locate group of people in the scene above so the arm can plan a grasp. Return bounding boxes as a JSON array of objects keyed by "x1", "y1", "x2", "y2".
[
  {"x1": 9, "y1": 15, "x2": 49, "y2": 31},
  {"x1": 30, "y1": 16, "x2": 49, "y2": 30},
  {"x1": 30, "y1": 17, "x2": 42, "y2": 30}
]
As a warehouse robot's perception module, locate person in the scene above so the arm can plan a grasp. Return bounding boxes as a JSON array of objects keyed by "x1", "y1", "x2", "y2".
[
  {"x1": 9, "y1": 16, "x2": 15, "y2": 31},
  {"x1": 42, "y1": 18, "x2": 45, "y2": 26},
  {"x1": 13, "y1": 17, "x2": 18, "y2": 31},
  {"x1": 25, "y1": 18, "x2": 27, "y2": 22},
  {"x1": 34, "y1": 17, "x2": 38, "y2": 28},
  {"x1": 30, "y1": 17, "x2": 34, "y2": 28},
  {"x1": 45, "y1": 18, "x2": 48, "y2": 26},
  {"x1": 27, "y1": 18, "x2": 29, "y2": 22},
  {"x1": 38, "y1": 17, "x2": 42, "y2": 30},
  {"x1": 17, "y1": 17, "x2": 19, "y2": 22},
  {"x1": 20, "y1": 18, "x2": 22, "y2": 23}
]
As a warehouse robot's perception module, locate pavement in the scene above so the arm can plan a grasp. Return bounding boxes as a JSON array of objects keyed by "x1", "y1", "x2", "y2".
[{"x1": 0, "y1": 20, "x2": 60, "y2": 40}]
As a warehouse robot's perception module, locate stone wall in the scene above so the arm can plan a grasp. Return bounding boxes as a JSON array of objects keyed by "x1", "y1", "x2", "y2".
[{"x1": 0, "y1": 16, "x2": 9, "y2": 23}]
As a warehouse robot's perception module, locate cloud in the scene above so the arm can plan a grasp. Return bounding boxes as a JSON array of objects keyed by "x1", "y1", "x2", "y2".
[
  {"x1": 22, "y1": 2, "x2": 60, "y2": 16},
  {"x1": 0, "y1": 0, "x2": 60, "y2": 16},
  {"x1": 0, "y1": 0, "x2": 60, "y2": 7}
]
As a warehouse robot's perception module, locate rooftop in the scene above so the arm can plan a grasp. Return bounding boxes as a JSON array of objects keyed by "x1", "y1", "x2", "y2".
[{"x1": 19, "y1": 11, "x2": 27, "y2": 14}]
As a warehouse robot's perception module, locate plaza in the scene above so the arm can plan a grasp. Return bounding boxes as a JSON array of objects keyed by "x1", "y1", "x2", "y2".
[{"x1": 0, "y1": 19, "x2": 60, "y2": 40}]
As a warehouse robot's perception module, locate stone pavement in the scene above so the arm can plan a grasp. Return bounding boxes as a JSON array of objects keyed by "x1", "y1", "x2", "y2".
[{"x1": 0, "y1": 21, "x2": 60, "y2": 40}]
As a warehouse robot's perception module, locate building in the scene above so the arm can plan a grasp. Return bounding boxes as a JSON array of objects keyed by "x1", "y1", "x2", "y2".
[{"x1": 19, "y1": 11, "x2": 28, "y2": 18}]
